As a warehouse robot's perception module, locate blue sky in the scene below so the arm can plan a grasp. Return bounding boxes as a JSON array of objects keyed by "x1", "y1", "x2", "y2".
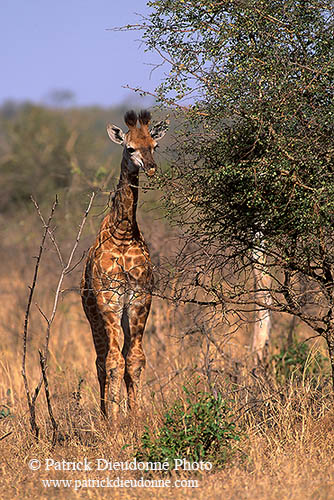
[{"x1": 0, "y1": 0, "x2": 164, "y2": 107}]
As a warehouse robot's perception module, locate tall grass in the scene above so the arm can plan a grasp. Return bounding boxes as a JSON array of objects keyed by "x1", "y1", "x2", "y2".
[{"x1": 1, "y1": 210, "x2": 333, "y2": 500}]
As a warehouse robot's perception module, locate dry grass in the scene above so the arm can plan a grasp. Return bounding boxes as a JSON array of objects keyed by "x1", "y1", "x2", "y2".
[{"x1": 1, "y1": 216, "x2": 334, "y2": 500}]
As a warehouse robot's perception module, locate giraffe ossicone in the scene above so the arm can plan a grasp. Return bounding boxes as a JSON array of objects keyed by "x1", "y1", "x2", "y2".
[{"x1": 81, "y1": 110, "x2": 168, "y2": 420}]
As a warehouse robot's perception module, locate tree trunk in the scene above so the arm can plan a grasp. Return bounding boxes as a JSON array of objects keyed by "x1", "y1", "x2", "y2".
[
  {"x1": 325, "y1": 328, "x2": 334, "y2": 392},
  {"x1": 251, "y1": 244, "x2": 272, "y2": 363}
]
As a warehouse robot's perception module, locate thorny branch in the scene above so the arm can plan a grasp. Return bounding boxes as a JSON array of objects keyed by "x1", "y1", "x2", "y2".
[
  {"x1": 22, "y1": 196, "x2": 58, "y2": 439},
  {"x1": 35, "y1": 191, "x2": 95, "y2": 398},
  {"x1": 21, "y1": 192, "x2": 95, "y2": 439},
  {"x1": 39, "y1": 350, "x2": 58, "y2": 447}
]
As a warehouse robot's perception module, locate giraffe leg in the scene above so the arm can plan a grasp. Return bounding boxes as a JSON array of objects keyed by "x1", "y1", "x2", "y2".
[
  {"x1": 124, "y1": 338, "x2": 146, "y2": 411},
  {"x1": 81, "y1": 301, "x2": 111, "y2": 418},
  {"x1": 123, "y1": 298, "x2": 150, "y2": 412},
  {"x1": 104, "y1": 334, "x2": 125, "y2": 421},
  {"x1": 86, "y1": 297, "x2": 125, "y2": 421},
  {"x1": 95, "y1": 354, "x2": 108, "y2": 418},
  {"x1": 95, "y1": 330, "x2": 125, "y2": 420}
]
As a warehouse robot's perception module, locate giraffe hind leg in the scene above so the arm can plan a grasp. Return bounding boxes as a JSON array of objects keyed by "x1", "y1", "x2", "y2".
[
  {"x1": 95, "y1": 336, "x2": 125, "y2": 421},
  {"x1": 95, "y1": 355, "x2": 108, "y2": 418},
  {"x1": 87, "y1": 308, "x2": 125, "y2": 421},
  {"x1": 93, "y1": 324, "x2": 111, "y2": 418},
  {"x1": 121, "y1": 308, "x2": 133, "y2": 411}
]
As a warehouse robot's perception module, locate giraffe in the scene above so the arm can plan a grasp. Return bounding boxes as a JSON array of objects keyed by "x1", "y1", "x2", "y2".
[{"x1": 81, "y1": 110, "x2": 167, "y2": 421}]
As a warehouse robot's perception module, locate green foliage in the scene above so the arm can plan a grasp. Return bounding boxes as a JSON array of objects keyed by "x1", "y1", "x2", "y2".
[
  {"x1": 141, "y1": 0, "x2": 334, "y2": 354},
  {"x1": 0, "y1": 405, "x2": 11, "y2": 420},
  {"x1": 271, "y1": 338, "x2": 328, "y2": 383},
  {"x1": 145, "y1": 0, "x2": 334, "y2": 246},
  {"x1": 136, "y1": 383, "x2": 242, "y2": 468},
  {"x1": 0, "y1": 103, "x2": 128, "y2": 214}
]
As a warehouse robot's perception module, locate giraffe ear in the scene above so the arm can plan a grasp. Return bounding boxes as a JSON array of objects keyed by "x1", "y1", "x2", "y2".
[
  {"x1": 106, "y1": 124, "x2": 126, "y2": 145},
  {"x1": 150, "y1": 119, "x2": 169, "y2": 141}
]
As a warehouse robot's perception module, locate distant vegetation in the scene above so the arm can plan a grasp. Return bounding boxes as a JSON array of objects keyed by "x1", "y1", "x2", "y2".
[{"x1": 0, "y1": 101, "x2": 129, "y2": 215}]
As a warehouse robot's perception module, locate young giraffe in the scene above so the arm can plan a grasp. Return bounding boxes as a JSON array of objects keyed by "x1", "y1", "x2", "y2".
[{"x1": 81, "y1": 110, "x2": 167, "y2": 420}]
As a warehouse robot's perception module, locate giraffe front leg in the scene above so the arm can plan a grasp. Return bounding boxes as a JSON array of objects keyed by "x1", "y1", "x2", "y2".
[
  {"x1": 96, "y1": 293, "x2": 125, "y2": 422},
  {"x1": 105, "y1": 339, "x2": 125, "y2": 422},
  {"x1": 124, "y1": 338, "x2": 146, "y2": 412},
  {"x1": 123, "y1": 298, "x2": 150, "y2": 412}
]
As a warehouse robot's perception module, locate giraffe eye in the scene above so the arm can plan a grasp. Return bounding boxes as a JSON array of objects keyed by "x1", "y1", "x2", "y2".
[{"x1": 127, "y1": 147, "x2": 135, "y2": 154}]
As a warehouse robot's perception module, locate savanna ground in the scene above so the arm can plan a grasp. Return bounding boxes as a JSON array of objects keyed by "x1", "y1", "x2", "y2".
[{"x1": 1, "y1": 187, "x2": 334, "y2": 500}]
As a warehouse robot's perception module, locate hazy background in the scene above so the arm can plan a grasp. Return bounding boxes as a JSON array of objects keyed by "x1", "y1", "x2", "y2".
[{"x1": 0, "y1": 0, "x2": 163, "y2": 107}]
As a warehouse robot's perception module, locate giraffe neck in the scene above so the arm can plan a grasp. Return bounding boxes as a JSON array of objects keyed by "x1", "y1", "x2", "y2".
[{"x1": 105, "y1": 159, "x2": 140, "y2": 241}]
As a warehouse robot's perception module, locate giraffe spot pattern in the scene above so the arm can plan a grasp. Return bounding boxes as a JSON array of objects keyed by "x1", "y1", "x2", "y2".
[{"x1": 80, "y1": 109, "x2": 166, "y2": 419}]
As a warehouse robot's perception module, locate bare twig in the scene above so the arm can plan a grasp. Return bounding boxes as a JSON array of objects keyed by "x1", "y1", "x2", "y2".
[
  {"x1": 22, "y1": 196, "x2": 58, "y2": 439},
  {"x1": 35, "y1": 192, "x2": 96, "y2": 399},
  {"x1": 0, "y1": 431, "x2": 13, "y2": 442},
  {"x1": 21, "y1": 192, "x2": 95, "y2": 441},
  {"x1": 32, "y1": 197, "x2": 64, "y2": 268},
  {"x1": 122, "y1": 85, "x2": 189, "y2": 111},
  {"x1": 39, "y1": 350, "x2": 58, "y2": 447}
]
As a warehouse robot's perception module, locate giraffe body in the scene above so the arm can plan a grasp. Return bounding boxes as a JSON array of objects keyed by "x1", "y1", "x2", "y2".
[{"x1": 81, "y1": 110, "x2": 167, "y2": 420}]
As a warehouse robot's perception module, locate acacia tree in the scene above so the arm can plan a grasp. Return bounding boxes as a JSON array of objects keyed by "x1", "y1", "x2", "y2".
[{"x1": 128, "y1": 1, "x2": 334, "y2": 381}]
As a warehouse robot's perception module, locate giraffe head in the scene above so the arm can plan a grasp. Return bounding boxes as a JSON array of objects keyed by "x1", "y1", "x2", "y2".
[{"x1": 106, "y1": 110, "x2": 168, "y2": 177}]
